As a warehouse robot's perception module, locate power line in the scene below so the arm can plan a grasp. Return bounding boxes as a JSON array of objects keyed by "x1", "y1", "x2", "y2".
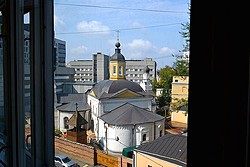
[
  {"x1": 54, "y1": 2, "x2": 187, "y2": 13},
  {"x1": 55, "y1": 23, "x2": 182, "y2": 35}
]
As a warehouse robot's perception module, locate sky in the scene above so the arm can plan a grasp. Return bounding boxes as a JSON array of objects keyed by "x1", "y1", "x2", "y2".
[{"x1": 54, "y1": 0, "x2": 190, "y2": 69}]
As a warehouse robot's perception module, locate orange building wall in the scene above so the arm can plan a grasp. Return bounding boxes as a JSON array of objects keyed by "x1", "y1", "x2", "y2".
[
  {"x1": 171, "y1": 76, "x2": 189, "y2": 125},
  {"x1": 135, "y1": 152, "x2": 181, "y2": 167}
]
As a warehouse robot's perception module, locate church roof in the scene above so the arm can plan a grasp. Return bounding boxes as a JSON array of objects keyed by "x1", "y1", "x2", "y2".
[
  {"x1": 91, "y1": 80, "x2": 147, "y2": 99},
  {"x1": 100, "y1": 103, "x2": 164, "y2": 125},
  {"x1": 110, "y1": 41, "x2": 125, "y2": 61},
  {"x1": 56, "y1": 101, "x2": 90, "y2": 112},
  {"x1": 60, "y1": 93, "x2": 87, "y2": 104},
  {"x1": 67, "y1": 110, "x2": 88, "y2": 127}
]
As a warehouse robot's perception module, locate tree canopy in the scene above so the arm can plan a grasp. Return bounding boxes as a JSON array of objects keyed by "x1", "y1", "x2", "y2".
[{"x1": 152, "y1": 4, "x2": 190, "y2": 115}]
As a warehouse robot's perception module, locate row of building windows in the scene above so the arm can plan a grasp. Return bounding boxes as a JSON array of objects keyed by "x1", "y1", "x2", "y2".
[
  {"x1": 75, "y1": 73, "x2": 92, "y2": 76},
  {"x1": 76, "y1": 68, "x2": 92, "y2": 71},
  {"x1": 126, "y1": 68, "x2": 154, "y2": 72},
  {"x1": 74, "y1": 78, "x2": 92, "y2": 81}
]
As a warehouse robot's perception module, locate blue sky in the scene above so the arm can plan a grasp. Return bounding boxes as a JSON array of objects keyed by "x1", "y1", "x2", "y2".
[{"x1": 54, "y1": 0, "x2": 190, "y2": 69}]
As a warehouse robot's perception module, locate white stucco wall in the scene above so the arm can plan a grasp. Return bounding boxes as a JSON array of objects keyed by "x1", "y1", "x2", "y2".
[
  {"x1": 106, "y1": 125, "x2": 133, "y2": 153},
  {"x1": 97, "y1": 118, "x2": 165, "y2": 155},
  {"x1": 58, "y1": 111, "x2": 74, "y2": 132}
]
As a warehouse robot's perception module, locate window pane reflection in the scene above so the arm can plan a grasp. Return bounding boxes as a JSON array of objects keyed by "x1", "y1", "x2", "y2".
[
  {"x1": 24, "y1": 12, "x2": 31, "y2": 153},
  {"x1": 0, "y1": 9, "x2": 8, "y2": 166}
]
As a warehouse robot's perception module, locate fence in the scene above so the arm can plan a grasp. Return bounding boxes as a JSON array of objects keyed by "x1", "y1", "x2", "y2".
[{"x1": 55, "y1": 136, "x2": 133, "y2": 167}]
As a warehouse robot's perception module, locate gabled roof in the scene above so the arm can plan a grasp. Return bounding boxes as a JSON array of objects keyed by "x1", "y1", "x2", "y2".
[
  {"x1": 56, "y1": 101, "x2": 90, "y2": 112},
  {"x1": 60, "y1": 93, "x2": 87, "y2": 104},
  {"x1": 134, "y1": 133, "x2": 187, "y2": 166},
  {"x1": 100, "y1": 103, "x2": 164, "y2": 125},
  {"x1": 67, "y1": 111, "x2": 88, "y2": 127}
]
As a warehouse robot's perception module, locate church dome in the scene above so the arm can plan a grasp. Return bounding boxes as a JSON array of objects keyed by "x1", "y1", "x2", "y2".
[
  {"x1": 110, "y1": 41, "x2": 125, "y2": 61},
  {"x1": 91, "y1": 80, "x2": 144, "y2": 99}
]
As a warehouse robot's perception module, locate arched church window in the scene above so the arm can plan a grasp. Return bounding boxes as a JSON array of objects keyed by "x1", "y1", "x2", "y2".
[
  {"x1": 142, "y1": 134, "x2": 147, "y2": 141},
  {"x1": 64, "y1": 117, "x2": 69, "y2": 129}
]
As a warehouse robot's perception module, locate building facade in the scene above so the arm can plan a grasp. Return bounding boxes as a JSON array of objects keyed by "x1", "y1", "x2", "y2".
[
  {"x1": 171, "y1": 76, "x2": 189, "y2": 126},
  {"x1": 133, "y1": 133, "x2": 187, "y2": 167},
  {"x1": 54, "y1": 38, "x2": 66, "y2": 67},
  {"x1": 92, "y1": 52, "x2": 110, "y2": 83},
  {"x1": 67, "y1": 56, "x2": 157, "y2": 85},
  {"x1": 67, "y1": 52, "x2": 110, "y2": 83},
  {"x1": 125, "y1": 58, "x2": 157, "y2": 84}
]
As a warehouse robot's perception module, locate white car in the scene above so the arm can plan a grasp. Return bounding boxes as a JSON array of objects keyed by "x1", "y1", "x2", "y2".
[{"x1": 54, "y1": 153, "x2": 77, "y2": 167}]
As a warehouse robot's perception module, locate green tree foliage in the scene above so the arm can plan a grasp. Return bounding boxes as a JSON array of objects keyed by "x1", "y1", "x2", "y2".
[
  {"x1": 170, "y1": 97, "x2": 189, "y2": 114},
  {"x1": 153, "y1": 4, "x2": 190, "y2": 115},
  {"x1": 172, "y1": 54, "x2": 189, "y2": 76},
  {"x1": 179, "y1": 5, "x2": 190, "y2": 53}
]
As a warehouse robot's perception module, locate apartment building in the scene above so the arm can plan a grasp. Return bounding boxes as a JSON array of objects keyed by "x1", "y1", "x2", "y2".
[
  {"x1": 92, "y1": 52, "x2": 110, "y2": 83},
  {"x1": 68, "y1": 56, "x2": 157, "y2": 84},
  {"x1": 54, "y1": 38, "x2": 66, "y2": 67},
  {"x1": 67, "y1": 59, "x2": 93, "y2": 82},
  {"x1": 67, "y1": 52, "x2": 110, "y2": 83},
  {"x1": 125, "y1": 58, "x2": 157, "y2": 84}
]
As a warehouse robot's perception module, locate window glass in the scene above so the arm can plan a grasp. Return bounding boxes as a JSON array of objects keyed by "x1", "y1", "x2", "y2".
[
  {"x1": 24, "y1": 12, "x2": 32, "y2": 154},
  {"x1": 119, "y1": 66, "x2": 122, "y2": 75},
  {"x1": 113, "y1": 66, "x2": 116, "y2": 75},
  {"x1": 0, "y1": 9, "x2": 8, "y2": 167}
]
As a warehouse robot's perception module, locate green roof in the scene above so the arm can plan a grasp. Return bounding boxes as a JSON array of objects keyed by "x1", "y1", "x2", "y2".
[{"x1": 122, "y1": 146, "x2": 136, "y2": 158}]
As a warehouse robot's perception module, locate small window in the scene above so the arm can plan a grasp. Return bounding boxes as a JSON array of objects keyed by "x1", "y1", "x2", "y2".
[
  {"x1": 119, "y1": 66, "x2": 123, "y2": 75},
  {"x1": 143, "y1": 134, "x2": 147, "y2": 141},
  {"x1": 148, "y1": 165, "x2": 152, "y2": 167},
  {"x1": 160, "y1": 130, "x2": 162, "y2": 137},
  {"x1": 113, "y1": 66, "x2": 116, "y2": 75}
]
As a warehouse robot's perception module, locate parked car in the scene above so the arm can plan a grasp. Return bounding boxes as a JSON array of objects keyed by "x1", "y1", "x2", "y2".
[{"x1": 54, "y1": 153, "x2": 77, "y2": 167}]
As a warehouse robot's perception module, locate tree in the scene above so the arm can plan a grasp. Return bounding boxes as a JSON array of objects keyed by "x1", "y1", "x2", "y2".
[
  {"x1": 153, "y1": 4, "x2": 190, "y2": 117},
  {"x1": 172, "y1": 54, "x2": 189, "y2": 76},
  {"x1": 170, "y1": 97, "x2": 189, "y2": 115},
  {"x1": 179, "y1": 4, "x2": 190, "y2": 53}
]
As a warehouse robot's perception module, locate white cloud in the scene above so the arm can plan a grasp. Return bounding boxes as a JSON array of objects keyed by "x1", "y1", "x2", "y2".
[
  {"x1": 131, "y1": 21, "x2": 142, "y2": 28},
  {"x1": 54, "y1": 15, "x2": 66, "y2": 32},
  {"x1": 76, "y1": 21, "x2": 110, "y2": 35},
  {"x1": 127, "y1": 39, "x2": 154, "y2": 51},
  {"x1": 124, "y1": 39, "x2": 155, "y2": 59},
  {"x1": 158, "y1": 47, "x2": 175, "y2": 55},
  {"x1": 70, "y1": 45, "x2": 88, "y2": 55}
]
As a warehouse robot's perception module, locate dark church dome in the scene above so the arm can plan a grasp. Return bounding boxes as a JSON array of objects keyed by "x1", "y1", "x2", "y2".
[
  {"x1": 91, "y1": 80, "x2": 144, "y2": 99},
  {"x1": 110, "y1": 41, "x2": 125, "y2": 61}
]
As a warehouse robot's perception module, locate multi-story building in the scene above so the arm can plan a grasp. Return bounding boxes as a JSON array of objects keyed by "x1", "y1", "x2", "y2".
[
  {"x1": 67, "y1": 52, "x2": 110, "y2": 83},
  {"x1": 125, "y1": 58, "x2": 157, "y2": 84},
  {"x1": 54, "y1": 66, "x2": 75, "y2": 101},
  {"x1": 170, "y1": 76, "x2": 189, "y2": 127},
  {"x1": 68, "y1": 56, "x2": 157, "y2": 85},
  {"x1": 92, "y1": 52, "x2": 110, "y2": 83},
  {"x1": 67, "y1": 59, "x2": 93, "y2": 82},
  {"x1": 54, "y1": 38, "x2": 66, "y2": 67}
]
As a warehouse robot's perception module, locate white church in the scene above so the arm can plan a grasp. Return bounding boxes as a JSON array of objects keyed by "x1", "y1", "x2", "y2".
[{"x1": 87, "y1": 40, "x2": 165, "y2": 155}]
